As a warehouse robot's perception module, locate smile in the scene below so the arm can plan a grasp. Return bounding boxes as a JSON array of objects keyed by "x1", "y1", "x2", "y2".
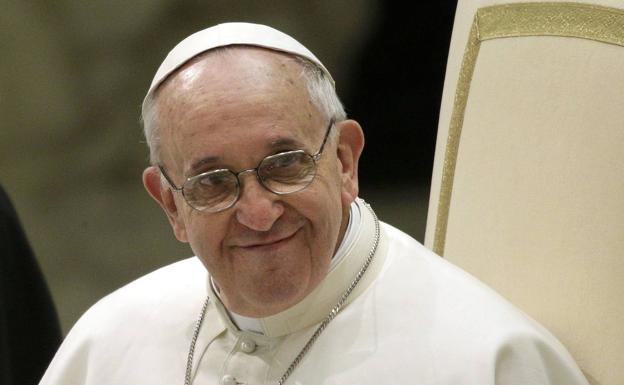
[{"x1": 235, "y1": 228, "x2": 300, "y2": 251}]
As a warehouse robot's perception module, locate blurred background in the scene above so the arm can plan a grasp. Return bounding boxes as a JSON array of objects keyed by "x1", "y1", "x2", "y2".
[{"x1": 0, "y1": 0, "x2": 456, "y2": 333}]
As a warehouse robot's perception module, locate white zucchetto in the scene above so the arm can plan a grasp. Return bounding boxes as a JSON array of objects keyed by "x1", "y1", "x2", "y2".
[{"x1": 144, "y1": 22, "x2": 334, "y2": 103}]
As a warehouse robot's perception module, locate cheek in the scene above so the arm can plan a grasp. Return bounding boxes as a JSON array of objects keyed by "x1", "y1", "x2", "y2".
[
  {"x1": 311, "y1": 166, "x2": 344, "y2": 215},
  {"x1": 321, "y1": 155, "x2": 345, "y2": 194},
  {"x1": 299, "y1": 184, "x2": 343, "y2": 251},
  {"x1": 184, "y1": 214, "x2": 227, "y2": 260}
]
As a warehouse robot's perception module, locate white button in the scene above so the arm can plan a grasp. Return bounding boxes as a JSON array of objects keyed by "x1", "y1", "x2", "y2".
[
  {"x1": 240, "y1": 339, "x2": 257, "y2": 353},
  {"x1": 221, "y1": 374, "x2": 237, "y2": 385}
]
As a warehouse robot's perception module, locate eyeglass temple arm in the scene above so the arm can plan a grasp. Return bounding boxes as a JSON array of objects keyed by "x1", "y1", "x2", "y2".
[
  {"x1": 313, "y1": 119, "x2": 335, "y2": 161},
  {"x1": 158, "y1": 165, "x2": 183, "y2": 191}
]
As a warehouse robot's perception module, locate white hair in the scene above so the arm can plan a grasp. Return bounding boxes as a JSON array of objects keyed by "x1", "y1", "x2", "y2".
[{"x1": 140, "y1": 49, "x2": 346, "y2": 165}]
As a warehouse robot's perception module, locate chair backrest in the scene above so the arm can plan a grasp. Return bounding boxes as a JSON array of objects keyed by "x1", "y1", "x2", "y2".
[{"x1": 425, "y1": 1, "x2": 624, "y2": 384}]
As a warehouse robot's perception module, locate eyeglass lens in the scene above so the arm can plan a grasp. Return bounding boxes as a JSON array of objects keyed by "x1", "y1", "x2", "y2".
[{"x1": 183, "y1": 150, "x2": 317, "y2": 212}]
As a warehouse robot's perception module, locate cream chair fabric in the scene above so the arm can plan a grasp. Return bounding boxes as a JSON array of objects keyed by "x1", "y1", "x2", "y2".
[{"x1": 425, "y1": 1, "x2": 624, "y2": 384}]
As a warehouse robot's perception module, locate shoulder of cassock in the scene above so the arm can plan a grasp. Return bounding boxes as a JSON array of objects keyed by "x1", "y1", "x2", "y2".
[
  {"x1": 370, "y1": 223, "x2": 588, "y2": 385},
  {"x1": 39, "y1": 257, "x2": 209, "y2": 384}
]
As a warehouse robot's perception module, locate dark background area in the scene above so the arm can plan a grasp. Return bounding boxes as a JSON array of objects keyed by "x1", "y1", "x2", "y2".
[{"x1": 347, "y1": 2, "x2": 456, "y2": 188}]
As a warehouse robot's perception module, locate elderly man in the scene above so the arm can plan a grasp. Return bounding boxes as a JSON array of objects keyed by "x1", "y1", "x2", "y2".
[{"x1": 40, "y1": 23, "x2": 588, "y2": 385}]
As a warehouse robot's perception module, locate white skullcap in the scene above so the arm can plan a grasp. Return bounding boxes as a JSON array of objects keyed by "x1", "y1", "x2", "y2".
[{"x1": 144, "y1": 22, "x2": 334, "y2": 103}]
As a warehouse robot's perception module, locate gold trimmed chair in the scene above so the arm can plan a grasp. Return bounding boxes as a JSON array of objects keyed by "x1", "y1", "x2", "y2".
[{"x1": 425, "y1": 1, "x2": 624, "y2": 384}]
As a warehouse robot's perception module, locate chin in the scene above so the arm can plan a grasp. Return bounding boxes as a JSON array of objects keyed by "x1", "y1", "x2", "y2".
[{"x1": 246, "y1": 274, "x2": 312, "y2": 315}]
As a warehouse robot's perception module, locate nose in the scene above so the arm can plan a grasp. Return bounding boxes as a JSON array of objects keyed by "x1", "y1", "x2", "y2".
[{"x1": 234, "y1": 170, "x2": 284, "y2": 231}]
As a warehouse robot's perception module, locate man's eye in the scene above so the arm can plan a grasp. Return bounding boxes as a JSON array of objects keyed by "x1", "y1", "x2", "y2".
[
  {"x1": 199, "y1": 173, "x2": 230, "y2": 186},
  {"x1": 272, "y1": 153, "x2": 299, "y2": 168}
]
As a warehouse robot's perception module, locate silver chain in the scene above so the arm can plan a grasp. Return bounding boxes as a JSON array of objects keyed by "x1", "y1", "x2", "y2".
[
  {"x1": 184, "y1": 202, "x2": 380, "y2": 385},
  {"x1": 185, "y1": 296, "x2": 210, "y2": 385}
]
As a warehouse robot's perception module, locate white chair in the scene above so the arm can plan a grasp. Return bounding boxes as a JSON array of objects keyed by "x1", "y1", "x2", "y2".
[{"x1": 425, "y1": 1, "x2": 624, "y2": 384}]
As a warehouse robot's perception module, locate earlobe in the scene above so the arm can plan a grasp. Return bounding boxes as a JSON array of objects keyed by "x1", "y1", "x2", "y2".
[
  {"x1": 142, "y1": 166, "x2": 189, "y2": 242},
  {"x1": 336, "y1": 120, "x2": 365, "y2": 204}
]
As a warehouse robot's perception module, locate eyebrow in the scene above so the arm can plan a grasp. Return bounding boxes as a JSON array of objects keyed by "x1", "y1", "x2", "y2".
[
  {"x1": 268, "y1": 137, "x2": 303, "y2": 148},
  {"x1": 187, "y1": 136, "x2": 306, "y2": 176},
  {"x1": 189, "y1": 156, "x2": 221, "y2": 176}
]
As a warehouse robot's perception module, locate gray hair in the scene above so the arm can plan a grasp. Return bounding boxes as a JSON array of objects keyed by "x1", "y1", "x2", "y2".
[{"x1": 141, "y1": 49, "x2": 346, "y2": 165}]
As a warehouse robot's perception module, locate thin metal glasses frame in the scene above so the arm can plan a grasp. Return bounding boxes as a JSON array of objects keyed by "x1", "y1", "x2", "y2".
[{"x1": 159, "y1": 119, "x2": 335, "y2": 212}]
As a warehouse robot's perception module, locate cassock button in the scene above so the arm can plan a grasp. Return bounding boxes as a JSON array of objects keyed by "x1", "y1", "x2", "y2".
[
  {"x1": 221, "y1": 374, "x2": 238, "y2": 385},
  {"x1": 240, "y1": 338, "x2": 257, "y2": 353}
]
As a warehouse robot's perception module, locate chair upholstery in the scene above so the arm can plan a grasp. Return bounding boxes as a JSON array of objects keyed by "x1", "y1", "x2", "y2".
[{"x1": 425, "y1": 1, "x2": 624, "y2": 384}]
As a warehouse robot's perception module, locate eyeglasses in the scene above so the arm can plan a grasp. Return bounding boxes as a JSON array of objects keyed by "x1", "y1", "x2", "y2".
[{"x1": 159, "y1": 119, "x2": 335, "y2": 213}]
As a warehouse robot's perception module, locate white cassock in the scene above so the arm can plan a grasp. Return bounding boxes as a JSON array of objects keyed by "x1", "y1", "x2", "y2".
[{"x1": 40, "y1": 198, "x2": 588, "y2": 385}]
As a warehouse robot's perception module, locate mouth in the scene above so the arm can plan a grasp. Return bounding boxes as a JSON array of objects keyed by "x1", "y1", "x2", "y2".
[{"x1": 235, "y1": 228, "x2": 300, "y2": 251}]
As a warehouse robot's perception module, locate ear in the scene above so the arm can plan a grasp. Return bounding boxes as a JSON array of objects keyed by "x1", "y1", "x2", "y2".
[
  {"x1": 142, "y1": 166, "x2": 189, "y2": 243},
  {"x1": 335, "y1": 119, "x2": 365, "y2": 206}
]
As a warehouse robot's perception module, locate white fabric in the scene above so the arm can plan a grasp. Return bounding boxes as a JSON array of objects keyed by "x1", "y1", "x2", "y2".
[
  {"x1": 329, "y1": 198, "x2": 360, "y2": 271},
  {"x1": 145, "y1": 22, "x2": 334, "y2": 105},
  {"x1": 40, "y1": 199, "x2": 588, "y2": 384}
]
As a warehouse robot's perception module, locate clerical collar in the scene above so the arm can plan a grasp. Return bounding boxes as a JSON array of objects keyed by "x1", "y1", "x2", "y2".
[
  {"x1": 331, "y1": 200, "x2": 361, "y2": 270},
  {"x1": 213, "y1": 201, "x2": 362, "y2": 334}
]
